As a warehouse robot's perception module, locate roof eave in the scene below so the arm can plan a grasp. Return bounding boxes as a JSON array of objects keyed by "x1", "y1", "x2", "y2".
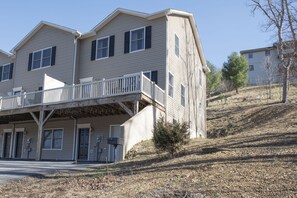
[{"x1": 10, "y1": 21, "x2": 80, "y2": 54}]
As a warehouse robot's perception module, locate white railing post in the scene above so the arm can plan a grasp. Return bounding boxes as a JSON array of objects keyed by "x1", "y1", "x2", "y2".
[
  {"x1": 72, "y1": 84, "x2": 75, "y2": 101},
  {"x1": 102, "y1": 78, "x2": 105, "y2": 97},
  {"x1": 140, "y1": 72, "x2": 143, "y2": 93}
]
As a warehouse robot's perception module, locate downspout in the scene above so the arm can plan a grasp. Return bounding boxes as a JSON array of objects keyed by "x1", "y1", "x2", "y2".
[
  {"x1": 71, "y1": 116, "x2": 77, "y2": 162},
  {"x1": 72, "y1": 33, "x2": 82, "y2": 85},
  {"x1": 165, "y1": 12, "x2": 169, "y2": 122}
]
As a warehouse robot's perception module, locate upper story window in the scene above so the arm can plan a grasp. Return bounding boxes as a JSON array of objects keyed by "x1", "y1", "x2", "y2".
[
  {"x1": 0, "y1": 63, "x2": 14, "y2": 82},
  {"x1": 124, "y1": 26, "x2": 152, "y2": 54},
  {"x1": 181, "y1": 84, "x2": 185, "y2": 107},
  {"x1": 249, "y1": 65, "x2": 254, "y2": 71},
  {"x1": 131, "y1": 28, "x2": 145, "y2": 52},
  {"x1": 175, "y1": 34, "x2": 179, "y2": 57},
  {"x1": 2, "y1": 64, "x2": 11, "y2": 81},
  {"x1": 97, "y1": 37, "x2": 109, "y2": 59},
  {"x1": 169, "y1": 72, "x2": 174, "y2": 97},
  {"x1": 143, "y1": 70, "x2": 158, "y2": 84},
  {"x1": 91, "y1": 35, "x2": 115, "y2": 61},
  {"x1": 248, "y1": 53, "x2": 253, "y2": 59},
  {"x1": 28, "y1": 46, "x2": 56, "y2": 71},
  {"x1": 43, "y1": 129, "x2": 63, "y2": 150},
  {"x1": 265, "y1": 50, "x2": 270, "y2": 56}
]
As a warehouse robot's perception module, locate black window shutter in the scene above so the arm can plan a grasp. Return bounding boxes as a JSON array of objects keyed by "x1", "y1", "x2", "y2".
[
  {"x1": 0, "y1": 66, "x2": 2, "y2": 81},
  {"x1": 9, "y1": 63, "x2": 14, "y2": 79},
  {"x1": 28, "y1": 53, "x2": 33, "y2": 71},
  {"x1": 124, "y1": 31, "x2": 130, "y2": 54},
  {"x1": 109, "y1": 35, "x2": 115, "y2": 57},
  {"x1": 151, "y1": 70, "x2": 158, "y2": 84},
  {"x1": 91, "y1": 40, "x2": 96, "y2": 61},
  {"x1": 51, "y1": 46, "x2": 56, "y2": 66},
  {"x1": 145, "y1": 26, "x2": 152, "y2": 49}
]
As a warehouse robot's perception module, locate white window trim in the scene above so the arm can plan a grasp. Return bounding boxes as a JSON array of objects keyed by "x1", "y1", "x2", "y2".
[
  {"x1": 3, "y1": 129, "x2": 13, "y2": 133},
  {"x1": 169, "y1": 72, "x2": 174, "y2": 98},
  {"x1": 175, "y1": 33, "x2": 180, "y2": 58},
  {"x1": 80, "y1": 77, "x2": 93, "y2": 83},
  {"x1": 13, "y1": 87, "x2": 23, "y2": 96},
  {"x1": 42, "y1": 128, "x2": 64, "y2": 150},
  {"x1": 31, "y1": 46, "x2": 53, "y2": 71},
  {"x1": 129, "y1": 26, "x2": 145, "y2": 53},
  {"x1": 96, "y1": 36, "x2": 110, "y2": 61},
  {"x1": 1, "y1": 63, "x2": 11, "y2": 82}
]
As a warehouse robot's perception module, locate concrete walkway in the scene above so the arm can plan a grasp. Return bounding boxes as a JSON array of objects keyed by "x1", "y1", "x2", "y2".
[{"x1": 0, "y1": 160, "x2": 101, "y2": 184}]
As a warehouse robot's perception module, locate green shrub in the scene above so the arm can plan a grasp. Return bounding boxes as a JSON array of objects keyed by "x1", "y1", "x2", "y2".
[{"x1": 152, "y1": 117, "x2": 190, "y2": 158}]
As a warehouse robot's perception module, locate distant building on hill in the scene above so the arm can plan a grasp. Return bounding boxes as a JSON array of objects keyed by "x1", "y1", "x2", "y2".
[{"x1": 240, "y1": 42, "x2": 297, "y2": 86}]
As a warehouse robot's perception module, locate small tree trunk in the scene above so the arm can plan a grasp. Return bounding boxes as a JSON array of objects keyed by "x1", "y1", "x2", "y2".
[
  {"x1": 282, "y1": 67, "x2": 289, "y2": 103},
  {"x1": 236, "y1": 87, "x2": 239, "y2": 94},
  {"x1": 269, "y1": 81, "x2": 272, "y2": 99}
]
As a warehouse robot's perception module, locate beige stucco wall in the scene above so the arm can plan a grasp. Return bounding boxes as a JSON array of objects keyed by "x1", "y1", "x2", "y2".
[{"x1": 121, "y1": 105, "x2": 165, "y2": 160}]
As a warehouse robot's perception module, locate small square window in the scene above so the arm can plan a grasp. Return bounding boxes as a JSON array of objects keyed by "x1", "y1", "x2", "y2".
[
  {"x1": 175, "y1": 34, "x2": 179, "y2": 57},
  {"x1": 265, "y1": 50, "x2": 270, "y2": 56},
  {"x1": 169, "y1": 72, "x2": 174, "y2": 97},
  {"x1": 249, "y1": 65, "x2": 254, "y2": 71},
  {"x1": 248, "y1": 53, "x2": 253, "y2": 59},
  {"x1": 130, "y1": 28, "x2": 145, "y2": 52}
]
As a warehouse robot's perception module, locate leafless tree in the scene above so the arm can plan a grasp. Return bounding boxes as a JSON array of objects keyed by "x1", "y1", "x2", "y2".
[
  {"x1": 264, "y1": 55, "x2": 274, "y2": 99},
  {"x1": 251, "y1": 0, "x2": 297, "y2": 103}
]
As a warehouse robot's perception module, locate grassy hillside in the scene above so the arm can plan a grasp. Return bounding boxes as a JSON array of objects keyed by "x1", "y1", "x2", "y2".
[{"x1": 0, "y1": 85, "x2": 296, "y2": 197}]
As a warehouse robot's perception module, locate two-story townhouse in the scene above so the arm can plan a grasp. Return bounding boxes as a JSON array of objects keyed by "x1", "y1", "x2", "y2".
[
  {"x1": 0, "y1": 50, "x2": 15, "y2": 97},
  {"x1": 0, "y1": 8, "x2": 208, "y2": 162}
]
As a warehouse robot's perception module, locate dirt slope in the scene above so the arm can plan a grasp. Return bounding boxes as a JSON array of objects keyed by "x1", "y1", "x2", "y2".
[{"x1": 0, "y1": 86, "x2": 296, "y2": 197}]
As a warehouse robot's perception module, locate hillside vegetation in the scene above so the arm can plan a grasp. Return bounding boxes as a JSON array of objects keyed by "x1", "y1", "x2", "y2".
[{"x1": 0, "y1": 85, "x2": 296, "y2": 197}]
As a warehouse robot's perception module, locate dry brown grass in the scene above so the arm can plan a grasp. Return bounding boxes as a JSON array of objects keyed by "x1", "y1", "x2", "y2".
[{"x1": 0, "y1": 85, "x2": 297, "y2": 197}]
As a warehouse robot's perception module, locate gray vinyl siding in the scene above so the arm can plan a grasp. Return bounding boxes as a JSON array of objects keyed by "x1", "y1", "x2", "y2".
[
  {"x1": 42, "y1": 120, "x2": 74, "y2": 160},
  {"x1": 78, "y1": 13, "x2": 167, "y2": 89},
  {"x1": 14, "y1": 25, "x2": 76, "y2": 92},
  {"x1": 0, "y1": 115, "x2": 129, "y2": 160},
  {"x1": 77, "y1": 115, "x2": 129, "y2": 161},
  {"x1": 0, "y1": 53, "x2": 14, "y2": 96},
  {"x1": 167, "y1": 16, "x2": 207, "y2": 137}
]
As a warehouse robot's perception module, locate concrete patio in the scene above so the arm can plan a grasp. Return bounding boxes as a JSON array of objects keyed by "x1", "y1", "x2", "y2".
[{"x1": 0, "y1": 160, "x2": 101, "y2": 184}]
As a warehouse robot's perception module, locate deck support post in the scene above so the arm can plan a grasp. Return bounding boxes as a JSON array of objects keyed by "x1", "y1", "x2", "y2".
[
  {"x1": 30, "y1": 109, "x2": 55, "y2": 160},
  {"x1": 133, "y1": 101, "x2": 139, "y2": 115}
]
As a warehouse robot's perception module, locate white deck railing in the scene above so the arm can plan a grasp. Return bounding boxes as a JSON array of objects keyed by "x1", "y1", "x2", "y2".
[{"x1": 0, "y1": 73, "x2": 165, "y2": 111}]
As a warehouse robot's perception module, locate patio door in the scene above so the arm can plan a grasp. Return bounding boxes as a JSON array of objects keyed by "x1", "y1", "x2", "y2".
[
  {"x1": 3, "y1": 133, "x2": 12, "y2": 158},
  {"x1": 78, "y1": 128, "x2": 89, "y2": 160},
  {"x1": 14, "y1": 132, "x2": 24, "y2": 158}
]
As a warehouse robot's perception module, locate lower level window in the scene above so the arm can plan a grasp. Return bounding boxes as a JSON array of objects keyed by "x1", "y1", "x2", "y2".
[{"x1": 43, "y1": 129, "x2": 63, "y2": 149}]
